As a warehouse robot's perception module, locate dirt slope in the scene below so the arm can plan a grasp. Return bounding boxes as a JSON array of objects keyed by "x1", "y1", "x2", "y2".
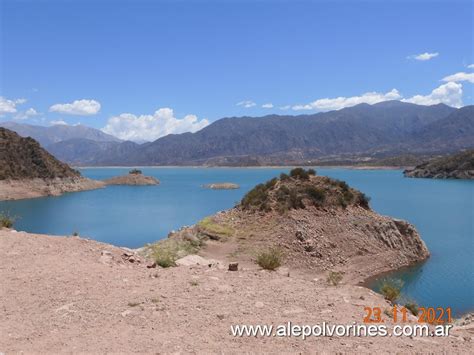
[{"x1": 0, "y1": 229, "x2": 471, "y2": 353}]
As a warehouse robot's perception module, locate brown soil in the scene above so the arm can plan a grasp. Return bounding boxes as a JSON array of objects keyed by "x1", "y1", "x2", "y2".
[{"x1": 1, "y1": 229, "x2": 472, "y2": 353}]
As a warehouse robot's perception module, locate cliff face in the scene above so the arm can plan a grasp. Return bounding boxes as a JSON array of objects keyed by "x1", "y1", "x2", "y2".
[
  {"x1": 0, "y1": 127, "x2": 80, "y2": 180},
  {"x1": 0, "y1": 128, "x2": 104, "y2": 200},
  {"x1": 404, "y1": 150, "x2": 474, "y2": 180},
  {"x1": 164, "y1": 169, "x2": 429, "y2": 282}
]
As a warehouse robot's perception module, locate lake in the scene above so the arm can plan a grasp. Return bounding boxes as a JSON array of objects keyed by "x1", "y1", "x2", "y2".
[{"x1": 1, "y1": 167, "x2": 473, "y2": 316}]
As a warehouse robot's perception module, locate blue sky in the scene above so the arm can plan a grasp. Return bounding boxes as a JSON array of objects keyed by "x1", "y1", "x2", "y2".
[{"x1": 1, "y1": 0, "x2": 473, "y2": 141}]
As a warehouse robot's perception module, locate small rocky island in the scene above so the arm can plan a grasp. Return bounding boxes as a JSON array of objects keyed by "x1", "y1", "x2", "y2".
[
  {"x1": 0, "y1": 127, "x2": 104, "y2": 200},
  {"x1": 153, "y1": 168, "x2": 429, "y2": 282},
  {"x1": 104, "y1": 169, "x2": 160, "y2": 186},
  {"x1": 404, "y1": 150, "x2": 474, "y2": 180},
  {"x1": 203, "y1": 182, "x2": 240, "y2": 190}
]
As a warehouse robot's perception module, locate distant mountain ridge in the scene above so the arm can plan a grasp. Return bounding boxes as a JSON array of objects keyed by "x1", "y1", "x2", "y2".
[
  {"x1": 0, "y1": 122, "x2": 122, "y2": 147},
  {"x1": 6, "y1": 101, "x2": 474, "y2": 166}
]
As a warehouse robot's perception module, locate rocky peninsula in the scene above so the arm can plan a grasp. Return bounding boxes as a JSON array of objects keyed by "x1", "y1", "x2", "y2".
[
  {"x1": 404, "y1": 150, "x2": 474, "y2": 180},
  {"x1": 103, "y1": 169, "x2": 160, "y2": 186},
  {"x1": 153, "y1": 169, "x2": 429, "y2": 283},
  {"x1": 0, "y1": 128, "x2": 104, "y2": 201}
]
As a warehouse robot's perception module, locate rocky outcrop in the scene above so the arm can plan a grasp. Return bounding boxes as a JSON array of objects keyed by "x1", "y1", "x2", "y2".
[
  {"x1": 404, "y1": 150, "x2": 474, "y2": 179},
  {"x1": 161, "y1": 168, "x2": 429, "y2": 283},
  {"x1": 0, "y1": 128, "x2": 105, "y2": 200},
  {"x1": 104, "y1": 171, "x2": 160, "y2": 186}
]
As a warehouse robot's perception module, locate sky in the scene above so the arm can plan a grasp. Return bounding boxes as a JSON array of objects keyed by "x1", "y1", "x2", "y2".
[{"x1": 0, "y1": 0, "x2": 473, "y2": 142}]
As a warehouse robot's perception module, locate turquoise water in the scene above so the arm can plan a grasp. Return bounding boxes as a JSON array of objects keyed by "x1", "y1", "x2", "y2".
[{"x1": 1, "y1": 168, "x2": 472, "y2": 316}]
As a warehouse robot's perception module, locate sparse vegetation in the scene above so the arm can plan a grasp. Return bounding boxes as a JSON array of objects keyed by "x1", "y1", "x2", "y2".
[
  {"x1": 305, "y1": 186, "x2": 326, "y2": 205},
  {"x1": 189, "y1": 280, "x2": 199, "y2": 286},
  {"x1": 72, "y1": 231, "x2": 79, "y2": 236},
  {"x1": 380, "y1": 279, "x2": 403, "y2": 303},
  {"x1": 357, "y1": 193, "x2": 371, "y2": 209},
  {"x1": 150, "y1": 239, "x2": 198, "y2": 268},
  {"x1": 198, "y1": 217, "x2": 233, "y2": 238},
  {"x1": 129, "y1": 169, "x2": 142, "y2": 175},
  {"x1": 289, "y1": 167, "x2": 311, "y2": 180},
  {"x1": 256, "y1": 247, "x2": 284, "y2": 270},
  {"x1": 404, "y1": 302, "x2": 419, "y2": 316},
  {"x1": 0, "y1": 211, "x2": 16, "y2": 228},
  {"x1": 240, "y1": 169, "x2": 371, "y2": 213},
  {"x1": 127, "y1": 301, "x2": 140, "y2": 307},
  {"x1": 327, "y1": 271, "x2": 344, "y2": 286}
]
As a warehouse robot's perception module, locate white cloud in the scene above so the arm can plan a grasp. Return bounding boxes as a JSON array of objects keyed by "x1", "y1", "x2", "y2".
[
  {"x1": 50, "y1": 120, "x2": 68, "y2": 126},
  {"x1": 441, "y1": 72, "x2": 474, "y2": 84},
  {"x1": 102, "y1": 108, "x2": 209, "y2": 142},
  {"x1": 49, "y1": 99, "x2": 101, "y2": 115},
  {"x1": 0, "y1": 97, "x2": 27, "y2": 115},
  {"x1": 467, "y1": 64, "x2": 474, "y2": 69},
  {"x1": 14, "y1": 107, "x2": 39, "y2": 120},
  {"x1": 402, "y1": 82, "x2": 463, "y2": 108},
  {"x1": 236, "y1": 100, "x2": 256, "y2": 108},
  {"x1": 262, "y1": 103, "x2": 274, "y2": 109},
  {"x1": 409, "y1": 52, "x2": 439, "y2": 61},
  {"x1": 292, "y1": 89, "x2": 401, "y2": 111}
]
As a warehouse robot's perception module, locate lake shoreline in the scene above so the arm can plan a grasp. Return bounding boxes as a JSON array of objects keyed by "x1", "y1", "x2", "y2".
[{"x1": 75, "y1": 165, "x2": 405, "y2": 170}]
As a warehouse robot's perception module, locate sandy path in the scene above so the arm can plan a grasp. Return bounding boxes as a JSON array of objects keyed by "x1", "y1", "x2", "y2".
[{"x1": 0, "y1": 229, "x2": 471, "y2": 353}]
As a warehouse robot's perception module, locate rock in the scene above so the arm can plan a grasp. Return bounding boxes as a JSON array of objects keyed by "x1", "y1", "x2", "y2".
[
  {"x1": 175, "y1": 254, "x2": 217, "y2": 267},
  {"x1": 147, "y1": 262, "x2": 157, "y2": 268},
  {"x1": 295, "y1": 231, "x2": 305, "y2": 241},
  {"x1": 228, "y1": 262, "x2": 238, "y2": 271},
  {"x1": 255, "y1": 301, "x2": 264, "y2": 308},
  {"x1": 276, "y1": 267, "x2": 290, "y2": 277},
  {"x1": 203, "y1": 183, "x2": 240, "y2": 190}
]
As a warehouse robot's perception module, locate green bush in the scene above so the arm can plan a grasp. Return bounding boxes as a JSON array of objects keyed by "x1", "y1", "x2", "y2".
[
  {"x1": 307, "y1": 168, "x2": 316, "y2": 176},
  {"x1": 0, "y1": 212, "x2": 16, "y2": 228},
  {"x1": 327, "y1": 271, "x2": 344, "y2": 286},
  {"x1": 265, "y1": 178, "x2": 278, "y2": 189},
  {"x1": 289, "y1": 167, "x2": 310, "y2": 180},
  {"x1": 241, "y1": 183, "x2": 270, "y2": 210},
  {"x1": 357, "y1": 193, "x2": 371, "y2": 209},
  {"x1": 129, "y1": 169, "x2": 142, "y2": 175},
  {"x1": 256, "y1": 247, "x2": 284, "y2": 270},
  {"x1": 279, "y1": 173, "x2": 290, "y2": 181},
  {"x1": 151, "y1": 239, "x2": 197, "y2": 268},
  {"x1": 404, "y1": 302, "x2": 419, "y2": 316},
  {"x1": 380, "y1": 279, "x2": 403, "y2": 303},
  {"x1": 305, "y1": 186, "x2": 326, "y2": 205}
]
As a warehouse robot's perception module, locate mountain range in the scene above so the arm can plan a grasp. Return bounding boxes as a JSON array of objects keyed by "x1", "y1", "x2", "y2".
[
  {"x1": 0, "y1": 122, "x2": 121, "y2": 147},
  {"x1": 2, "y1": 101, "x2": 473, "y2": 166}
]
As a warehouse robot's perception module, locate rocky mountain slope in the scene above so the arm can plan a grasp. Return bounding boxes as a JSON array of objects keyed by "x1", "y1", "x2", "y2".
[
  {"x1": 0, "y1": 127, "x2": 80, "y2": 180},
  {"x1": 45, "y1": 101, "x2": 474, "y2": 166},
  {"x1": 404, "y1": 150, "x2": 474, "y2": 179},
  {"x1": 0, "y1": 127, "x2": 104, "y2": 200},
  {"x1": 160, "y1": 169, "x2": 429, "y2": 281}
]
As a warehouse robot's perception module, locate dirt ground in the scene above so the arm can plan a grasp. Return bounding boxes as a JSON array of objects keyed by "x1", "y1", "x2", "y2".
[{"x1": 0, "y1": 229, "x2": 472, "y2": 353}]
